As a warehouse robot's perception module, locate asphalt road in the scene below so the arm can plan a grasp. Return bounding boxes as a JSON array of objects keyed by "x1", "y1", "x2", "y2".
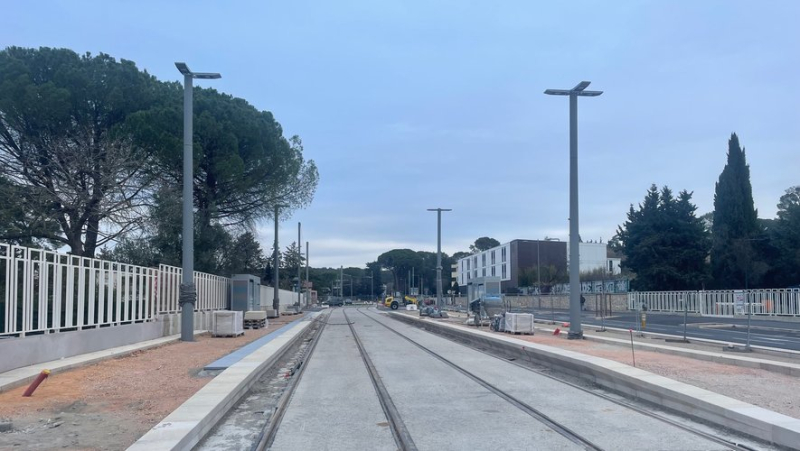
[{"x1": 523, "y1": 307, "x2": 800, "y2": 351}]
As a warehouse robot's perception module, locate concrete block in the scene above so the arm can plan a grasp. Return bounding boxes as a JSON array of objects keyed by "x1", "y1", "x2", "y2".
[{"x1": 244, "y1": 311, "x2": 267, "y2": 321}]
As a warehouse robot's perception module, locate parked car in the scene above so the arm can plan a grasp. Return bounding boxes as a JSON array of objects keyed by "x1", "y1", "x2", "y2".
[{"x1": 328, "y1": 297, "x2": 344, "y2": 306}]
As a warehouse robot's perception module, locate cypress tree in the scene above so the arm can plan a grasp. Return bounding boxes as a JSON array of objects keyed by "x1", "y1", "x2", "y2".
[{"x1": 710, "y1": 133, "x2": 761, "y2": 289}]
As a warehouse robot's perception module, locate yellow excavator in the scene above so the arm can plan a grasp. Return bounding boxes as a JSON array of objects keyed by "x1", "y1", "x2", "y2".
[{"x1": 384, "y1": 295, "x2": 417, "y2": 310}]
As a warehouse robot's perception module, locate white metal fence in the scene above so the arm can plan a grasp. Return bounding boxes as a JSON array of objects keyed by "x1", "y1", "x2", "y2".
[
  {"x1": 628, "y1": 289, "x2": 800, "y2": 317},
  {"x1": 1, "y1": 243, "x2": 230, "y2": 337}
]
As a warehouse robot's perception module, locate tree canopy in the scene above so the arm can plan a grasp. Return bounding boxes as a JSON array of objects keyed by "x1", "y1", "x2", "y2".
[
  {"x1": 614, "y1": 185, "x2": 709, "y2": 291},
  {"x1": 0, "y1": 46, "x2": 317, "y2": 273},
  {"x1": 0, "y1": 47, "x2": 162, "y2": 256},
  {"x1": 470, "y1": 237, "x2": 500, "y2": 253}
]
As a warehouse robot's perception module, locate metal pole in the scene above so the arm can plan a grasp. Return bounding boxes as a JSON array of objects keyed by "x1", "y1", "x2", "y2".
[
  {"x1": 436, "y1": 210, "x2": 443, "y2": 309},
  {"x1": 537, "y1": 241, "x2": 541, "y2": 310},
  {"x1": 427, "y1": 208, "x2": 451, "y2": 310},
  {"x1": 567, "y1": 92, "x2": 582, "y2": 339},
  {"x1": 683, "y1": 296, "x2": 688, "y2": 341},
  {"x1": 273, "y1": 205, "x2": 281, "y2": 313},
  {"x1": 297, "y1": 222, "x2": 301, "y2": 307},
  {"x1": 340, "y1": 266, "x2": 343, "y2": 298},
  {"x1": 179, "y1": 74, "x2": 195, "y2": 342},
  {"x1": 305, "y1": 241, "x2": 309, "y2": 307}
]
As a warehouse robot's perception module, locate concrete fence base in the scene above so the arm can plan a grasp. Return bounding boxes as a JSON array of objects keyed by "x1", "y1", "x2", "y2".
[{"x1": 0, "y1": 311, "x2": 215, "y2": 374}]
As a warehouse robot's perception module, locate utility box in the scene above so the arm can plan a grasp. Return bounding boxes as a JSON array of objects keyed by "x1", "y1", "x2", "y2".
[{"x1": 231, "y1": 274, "x2": 261, "y2": 312}]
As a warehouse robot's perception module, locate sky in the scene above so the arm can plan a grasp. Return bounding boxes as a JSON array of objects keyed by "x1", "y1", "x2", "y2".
[{"x1": 5, "y1": 0, "x2": 799, "y2": 268}]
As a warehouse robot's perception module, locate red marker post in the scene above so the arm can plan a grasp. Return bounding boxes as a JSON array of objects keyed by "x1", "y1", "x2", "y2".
[{"x1": 22, "y1": 369, "x2": 50, "y2": 397}]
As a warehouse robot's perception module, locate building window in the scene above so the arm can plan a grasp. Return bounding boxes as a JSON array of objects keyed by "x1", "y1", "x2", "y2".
[
  {"x1": 491, "y1": 251, "x2": 495, "y2": 264},
  {"x1": 482, "y1": 268, "x2": 486, "y2": 277},
  {"x1": 473, "y1": 270, "x2": 477, "y2": 278},
  {"x1": 502, "y1": 264, "x2": 507, "y2": 279},
  {"x1": 466, "y1": 260, "x2": 470, "y2": 270},
  {"x1": 491, "y1": 266, "x2": 495, "y2": 276},
  {"x1": 501, "y1": 247, "x2": 507, "y2": 263},
  {"x1": 473, "y1": 256, "x2": 477, "y2": 266},
  {"x1": 481, "y1": 254, "x2": 486, "y2": 266}
]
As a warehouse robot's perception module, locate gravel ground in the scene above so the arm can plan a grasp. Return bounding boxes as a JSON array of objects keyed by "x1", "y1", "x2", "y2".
[
  {"x1": 0, "y1": 316, "x2": 298, "y2": 451},
  {"x1": 436, "y1": 313, "x2": 800, "y2": 420}
]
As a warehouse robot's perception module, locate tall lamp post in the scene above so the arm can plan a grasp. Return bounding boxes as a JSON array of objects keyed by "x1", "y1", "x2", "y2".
[
  {"x1": 305, "y1": 241, "x2": 310, "y2": 307},
  {"x1": 297, "y1": 222, "x2": 302, "y2": 308},
  {"x1": 175, "y1": 62, "x2": 220, "y2": 342},
  {"x1": 273, "y1": 204, "x2": 288, "y2": 314},
  {"x1": 427, "y1": 208, "x2": 452, "y2": 310},
  {"x1": 365, "y1": 274, "x2": 374, "y2": 302},
  {"x1": 545, "y1": 81, "x2": 603, "y2": 340}
]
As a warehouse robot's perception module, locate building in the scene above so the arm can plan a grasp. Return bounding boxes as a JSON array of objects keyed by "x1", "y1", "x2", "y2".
[
  {"x1": 567, "y1": 241, "x2": 622, "y2": 276},
  {"x1": 456, "y1": 239, "x2": 620, "y2": 293}
]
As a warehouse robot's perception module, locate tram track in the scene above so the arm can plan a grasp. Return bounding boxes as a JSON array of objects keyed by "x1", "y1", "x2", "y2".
[
  {"x1": 248, "y1": 316, "x2": 326, "y2": 451},
  {"x1": 360, "y1": 307, "x2": 762, "y2": 451},
  {"x1": 354, "y1": 307, "x2": 604, "y2": 450}
]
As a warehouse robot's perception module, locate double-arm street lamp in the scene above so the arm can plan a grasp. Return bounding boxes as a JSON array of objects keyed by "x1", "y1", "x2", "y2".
[
  {"x1": 427, "y1": 208, "x2": 452, "y2": 310},
  {"x1": 175, "y1": 62, "x2": 220, "y2": 342},
  {"x1": 544, "y1": 81, "x2": 603, "y2": 340}
]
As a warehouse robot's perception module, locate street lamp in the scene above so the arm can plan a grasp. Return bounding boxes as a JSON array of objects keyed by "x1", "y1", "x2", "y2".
[
  {"x1": 427, "y1": 208, "x2": 452, "y2": 310},
  {"x1": 297, "y1": 222, "x2": 302, "y2": 308},
  {"x1": 544, "y1": 81, "x2": 603, "y2": 340},
  {"x1": 273, "y1": 203, "x2": 288, "y2": 314},
  {"x1": 364, "y1": 274, "x2": 374, "y2": 301},
  {"x1": 342, "y1": 273, "x2": 354, "y2": 298},
  {"x1": 175, "y1": 62, "x2": 220, "y2": 342}
]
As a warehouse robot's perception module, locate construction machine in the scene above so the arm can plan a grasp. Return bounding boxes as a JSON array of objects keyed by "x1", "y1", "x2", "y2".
[{"x1": 384, "y1": 295, "x2": 417, "y2": 310}]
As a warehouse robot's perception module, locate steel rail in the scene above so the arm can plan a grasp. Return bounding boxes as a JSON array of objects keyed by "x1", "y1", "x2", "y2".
[
  {"x1": 356, "y1": 308, "x2": 604, "y2": 451},
  {"x1": 370, "y1": 308, "x2": 760, "y2": 451},
  {"x1": 342, "y1": 308, "x2": 418, "y2": 451},
  {"x1": 251, "y1": 315, "x2": 326, "y2": 451}
]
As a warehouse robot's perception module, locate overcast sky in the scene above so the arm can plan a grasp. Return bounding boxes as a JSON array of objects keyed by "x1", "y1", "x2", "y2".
[{"x1": 5, "y1": 0, "x2": 799, "y2": 268}]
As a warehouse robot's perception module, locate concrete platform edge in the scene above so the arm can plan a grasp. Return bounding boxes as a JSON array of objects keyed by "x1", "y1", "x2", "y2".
[
  {"x1": 0, "y1": 330, "x2": 207, "y2": 394},
  {"x1": 391, "y1": 312, "x2": 800, "y2": 449},
  {"x1": 127, "y1": 313, "x2": 320, "y2": 451}
]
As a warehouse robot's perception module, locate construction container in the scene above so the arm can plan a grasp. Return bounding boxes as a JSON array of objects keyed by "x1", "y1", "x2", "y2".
[
  {"x1": 212, "y1": 311, "x2": 244, "y2": 337},
  {"x1": 504, "y1": 313, "x2": 534, "y2": 334}
]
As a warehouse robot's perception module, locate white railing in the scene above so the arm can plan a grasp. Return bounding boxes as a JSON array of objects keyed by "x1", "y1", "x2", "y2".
[
  {"x1": 628, "y1": 289, "x2": 800, "y2": 317},
  {"x1": 1, "y1": 243, "x2": 230, "y2": 337},
  {"x1": 157, "y1": 264, "x2": 229, "y2": 313}
]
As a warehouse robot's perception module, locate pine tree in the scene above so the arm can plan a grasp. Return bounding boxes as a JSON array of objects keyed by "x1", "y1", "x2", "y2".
[{"x1": 710, "y1": 133, "x2": 761, "y2": 289}]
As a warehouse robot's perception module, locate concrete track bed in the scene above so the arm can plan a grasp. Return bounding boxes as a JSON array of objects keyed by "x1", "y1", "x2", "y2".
[{"x1": 391, "y1": 312, "x2": 800, "y2": 450}]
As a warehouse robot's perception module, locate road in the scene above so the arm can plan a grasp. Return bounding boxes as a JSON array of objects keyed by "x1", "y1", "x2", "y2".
[{"x1": 523, "y1": 307, "x2": 800, "y2": 351}]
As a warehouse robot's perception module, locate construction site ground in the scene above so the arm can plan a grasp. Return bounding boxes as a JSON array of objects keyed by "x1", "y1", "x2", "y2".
[
  {"x1": 1, "y1": 308, "x2": 798, "y2": 450},
  {"x1": 435, "y1": 310, "x2": 800, "y2": 419},
  {"x1": 0, "y1": 316, "x2": 296, "y2": 451}
]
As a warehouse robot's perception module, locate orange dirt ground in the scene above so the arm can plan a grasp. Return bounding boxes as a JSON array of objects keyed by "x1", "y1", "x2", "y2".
[{"x1": 0, "y1": 315, "x2": 297, "y2": 450}]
